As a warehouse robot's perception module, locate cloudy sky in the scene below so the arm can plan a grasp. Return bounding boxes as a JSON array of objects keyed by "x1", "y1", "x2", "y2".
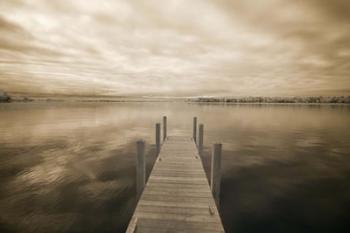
[{"x1": 0, "y1": 0, "x2": 349, "y2": 97}]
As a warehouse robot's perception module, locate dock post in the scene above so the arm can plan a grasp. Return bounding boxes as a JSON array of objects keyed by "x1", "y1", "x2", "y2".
[
  {"x1": 163, "y1": 116, "x2": 167, "y2": 141},
  {"x1": 211, "y1": 143, "x2": 222, "y2": 206},
  {"x1": 193, "y1": 117, "x2": 197, "y2": 143},
  {"x1": 136, "y1": 140, "x2": 145, "y2": 199},
  {"x1": 198, "y1": 123, "x2": 204, "y2": 155},
  {"x1": 156, "y1": 123, "x2": 161, "y2": 155}
]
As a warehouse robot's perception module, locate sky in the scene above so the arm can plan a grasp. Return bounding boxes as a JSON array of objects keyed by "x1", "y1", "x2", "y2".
[{"x1": 0, "y1": 0, "x2": 349, "y2": 97}]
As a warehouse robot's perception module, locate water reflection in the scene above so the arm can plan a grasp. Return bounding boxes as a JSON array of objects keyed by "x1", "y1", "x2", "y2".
[{"x1": 0, "y1": 102, "x2": 349, "y2": 233}]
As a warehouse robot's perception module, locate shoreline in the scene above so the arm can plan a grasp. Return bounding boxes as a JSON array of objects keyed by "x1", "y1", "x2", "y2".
[
  {"x1": 1, "y1": 95, "x2": 350, "y2": 105},
  {"x1": 1, "y1": 99, "x2": 350, "y2": 106}
]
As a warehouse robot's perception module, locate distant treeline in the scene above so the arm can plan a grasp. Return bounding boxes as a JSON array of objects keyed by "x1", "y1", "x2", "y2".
[
  {"x1": 0, "y1": 91, "x2": 11, "y2": 102},
  {"x1": 0, "y1": 91, "x2": 35, "y2": 103},
  {"x1": 190, "y1": 96, "x2": 350, "y2": 104}
]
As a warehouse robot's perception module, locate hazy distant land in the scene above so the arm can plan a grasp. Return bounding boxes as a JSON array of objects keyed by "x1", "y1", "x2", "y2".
[
  {"x1": 0, "y1": 91, "x2": 182, "y2": 103},
  {"x1": 190, "y1": 96, "x2": 350, "y2": 104},
  {"x1": 1, "y1": 91, "x2": 350, "y2": 104}
]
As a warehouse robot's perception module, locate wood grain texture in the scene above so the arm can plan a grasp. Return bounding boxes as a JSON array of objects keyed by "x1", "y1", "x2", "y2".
[{"x1": 125, "y1": 136, "x2": 225, "y2": 233}]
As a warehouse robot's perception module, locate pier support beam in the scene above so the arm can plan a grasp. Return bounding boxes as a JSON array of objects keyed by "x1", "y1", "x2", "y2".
[
  {"x1": 193, "y1": 117, "x2": 197, "y2": 144},
  {"x1": 163, "y1": 116, "x2": 167, "y2": 142},
  {"x1": 198, "y1": 123, "x2": 204, "y2": 156},
  {"x1": 136, "y1": 140, "x2": 145, "y2": 199},
  {"x1": 211, "y1": 143, "x2": 222, "y2": 207},
  {"x1": 156, "y1": 123, "x2": 161, "y2": 155}
]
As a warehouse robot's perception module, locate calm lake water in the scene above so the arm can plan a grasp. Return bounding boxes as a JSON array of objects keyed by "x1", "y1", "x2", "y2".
[{"x1": 0, "y1": 102, "x2": 349, "y2": 233}]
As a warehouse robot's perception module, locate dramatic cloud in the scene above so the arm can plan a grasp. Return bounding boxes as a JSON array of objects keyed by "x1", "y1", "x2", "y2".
[{"x1": 0, "y1": 0, "x2": 349, "y2": 96}]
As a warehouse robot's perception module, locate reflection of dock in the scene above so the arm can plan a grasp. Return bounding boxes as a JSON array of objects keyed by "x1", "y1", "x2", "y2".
[{"x1": 126, "y1": 117, "x2": 225, "y2": 233}]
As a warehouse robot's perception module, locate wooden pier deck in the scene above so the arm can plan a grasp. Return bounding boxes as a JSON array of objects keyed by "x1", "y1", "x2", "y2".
[{"x1": 126, "y1": 135, "x2": 225, "y2": 233}]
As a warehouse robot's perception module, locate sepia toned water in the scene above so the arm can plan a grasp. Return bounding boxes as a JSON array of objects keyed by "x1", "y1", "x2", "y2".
[{"x1": 0, "y1": 102, "x2": 349, "y2": 233}]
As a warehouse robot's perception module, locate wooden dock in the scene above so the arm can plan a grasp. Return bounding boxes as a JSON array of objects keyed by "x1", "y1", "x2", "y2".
[{"x1": 126, "y1": 134, "x2": 225, "y2": 233}]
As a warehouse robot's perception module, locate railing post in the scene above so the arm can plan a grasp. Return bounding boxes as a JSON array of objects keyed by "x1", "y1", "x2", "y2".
[
  {"x1": 163, "y1": 116, "x2": 167, "y2": 141},
  {"x1": 136, "y1": 140, "x2": 145, "y2": 198},
  {"x1": 198, "y1": 123, "x2": 204, "y2": 156},
  {"x1": 211, "y1": 143, "x2": 222, "y2": 207},
  {"x1": 156, "y1": 123, "x2": 161, "y2": 155},
  {"x1": 193, "y1": 117, "x2": 197, "y2": 143}
]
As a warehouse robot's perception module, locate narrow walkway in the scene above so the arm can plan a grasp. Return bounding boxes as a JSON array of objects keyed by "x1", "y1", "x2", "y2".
[{"x1": 126, "y1": 136, "x2": 225, "y2": 233}]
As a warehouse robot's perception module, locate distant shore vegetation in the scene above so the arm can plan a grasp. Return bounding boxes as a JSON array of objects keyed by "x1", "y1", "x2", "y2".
[
  {"x1": 0, "y1": 91, "x2": 11, "y2": 103},
  {"x1": 0, "y1": 91, "x2": 34, "y2": 103},
  {"x1": 1, "y1": 91, "x2": 350, "y2": 104},
  {"x1": 189, "y1": 96, "x2": 350, "y2": 104}
]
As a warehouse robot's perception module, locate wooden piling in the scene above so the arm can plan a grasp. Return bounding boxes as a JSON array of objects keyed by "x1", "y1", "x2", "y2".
[
  {"x1": 163, "y1": 116, "x2": 167, "y2": 141},
  {"x1": 193, "y1": 117, "x2": 197, "y2": 143},
  {"x1": 155, "y1": 123, "x2": 161, "y2": 155},
  {"x1": 211, "y1": 143, "x2": 222, "y2": 206},
  {"x1": 198, "y1": 123, "x2": 204, "y2": 155},
  {"x1": 136, "y1": 140, "x2": 145, "y2": 198}
]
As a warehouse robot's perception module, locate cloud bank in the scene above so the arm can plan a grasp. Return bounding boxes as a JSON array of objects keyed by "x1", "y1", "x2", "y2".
[{"x1": 0, "y1": 0, "x2": 349, "y2": 96}]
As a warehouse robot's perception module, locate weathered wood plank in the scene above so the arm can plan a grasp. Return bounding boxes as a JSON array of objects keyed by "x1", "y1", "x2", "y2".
[
  {"x1": 139, "y1": 218, "x2": 222, "y2": 231},
  {"x1": 139, "y1": 226, "x2": 222, "y2": 233},
  {"x1": 139, "y1": 200, "x2": 214, "y2": 209},
  {"x1": 145, "y1": 187, "x2": 211, "y2": 194},
  {"x1": 138, "y1": 205, "x2": 219, "y2": 216},
  {"x1": 143, "y1": 190, "x2": 213, "y2": 198},
  {"x1": 141, "y1": 194, "x2": 216, "y2": 204},
  {"x1": 125, "y1": 136, "x2": 225, "y2": 233},
  {"x1": 136, "y1": 212, "x2": 220, "y2": 223}
]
